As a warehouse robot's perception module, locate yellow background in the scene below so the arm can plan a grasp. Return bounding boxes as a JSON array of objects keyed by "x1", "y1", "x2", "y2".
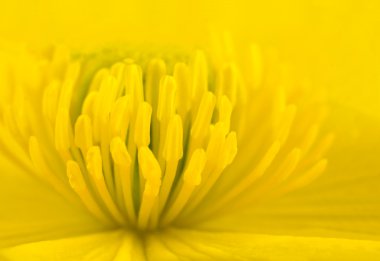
[{"x1": 1, "y1": 0, "x2": 379, "y2": 117}]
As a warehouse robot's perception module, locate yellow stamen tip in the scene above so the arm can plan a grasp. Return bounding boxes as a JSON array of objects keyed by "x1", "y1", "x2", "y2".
[
  {"x1": 66, "y1": 160, "x2": 86, "y2": 191},
  {"x1": 138, "y1": 146, "x2": 162, "y2": 183},
  {"x1": 109, "y1": 96, "x2": 131, "y2": 139},
  {"x1": 125, "y1": 63, "x2": 143, "y2": 108},
  {"x1": 74, "y1": 114, "x2": 93, "y2": 155},
  {"x1": 183, "y1": 149, "x2": 207, "y2": 186},
  {"x1": 110, "y1": 137, "x2": 131, "y2": 166},
  {"x1": 223, "y1": 131, "x2": 238, "y2": 167},
  {"x1": 86, "y1": 146, "x2": 103, "y2": 180},
  {"x1": 163, "y1": 115, "x2": 183, "y2": 161},
  {"x1": 134, "y1": 102, "x2": 152, "y2": 147},
  {"x1": 218, "y1": 95, "x2": 233, "y2": 134},
  {"x1": 191, "y1": 91, "x2": 216, "y2": 139},
  {"x1": 157, "y1": 76, "x2": 177, "y2": 122}
]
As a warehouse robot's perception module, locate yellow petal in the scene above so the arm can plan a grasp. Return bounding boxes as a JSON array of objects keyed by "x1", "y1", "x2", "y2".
[
  {"x1": 0, "y1": 154, "x2": 105, "y2": 248},
  {"x1": 163, "y1": 229, "x2": 380, "y2": 260},
  {"x1": 0, "y1": 231, "x2": 130, "y2": 261},
  {"x1": 109, "y1": 233, "x2": 146, "y2": 261}
]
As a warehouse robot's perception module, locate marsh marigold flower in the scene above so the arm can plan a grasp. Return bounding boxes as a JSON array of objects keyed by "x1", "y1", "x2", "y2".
[{"x1": 0, "y1": 37, "x2": 378, "y2": 260}]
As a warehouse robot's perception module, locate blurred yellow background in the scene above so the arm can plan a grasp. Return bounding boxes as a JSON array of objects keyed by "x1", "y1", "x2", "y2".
[{"x1": 1, "y1": 0, "x2": 379, "y2": 117}]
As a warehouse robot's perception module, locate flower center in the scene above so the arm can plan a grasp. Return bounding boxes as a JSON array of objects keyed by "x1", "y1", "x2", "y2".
[
  {"x1": 26, "y1": 46, "x2": 239, "y2": 231},
  {"x1": 0, "y1": 40, "x2": 333, "y2": 231}
]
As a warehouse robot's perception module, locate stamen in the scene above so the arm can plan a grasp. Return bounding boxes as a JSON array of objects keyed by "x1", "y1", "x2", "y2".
[
  {"x1": 4, "y1": 44, "x2": 331, "y2": 230},
  {"x1": 189, "y1": 92, "x2": 216, "y2": 153},
  {"x1": 110, "y1": 62, "x2": 126, "y2": 94},
  {"x1": 301, "y1": 133, "x2": 335, "y2": 168},
  {"x1": 277, "y1": 159, "x2": 328, "y2": 196},
  {"x1": 97, "y1": 74, "x2": 120, "y2": 121},
  {"x1": 145, "y1": 59, "x2": 166, "y2": 110},
  {"x1": 161, "y1": 149, "x2": 206, "y2": 226},
  {"x1": 157, "y1": 76, "x2": 177, "y2": 123},
  {"x1": 110, "y1": 137, "x2": 136, "y2": 223},
  {"x1": 135, "y1": 102, "x2": 152, "y2": 148},
  {"x1": 183, "y1": 131, "x2": 237, "y2": 215},
  {"x1": 203, "y1": 123, "x2": 227, "y2": 177},
  {"x1": 86, "y1": 146, "x2": 126, "y2": 225},
  {"x1": 157, "y1": 76, "x2": 177, "y2": 163},
  {"x1": 275, "y1": 104, "x2": 297, "y2": 144},
  {"x1": 242, "y1": 147, "x2": 302, "y2": 206},
  {"x1": 200, "y1": 140, "x2": 282, "y2": 217},
  {"x1": 125, "y1": 63, "x2": 144, "y2": 110},
  {"x1": 88, "y1": 68, "x2": 109, "y2": 92},
  {"x1": 66, "y1": 160, "x2": 109, "y2": 224},
  {"x1": 74, "y1": 114, "x2": 93, "y2": 156},
  {"x1": 273, "y1": 148, "x2": 302, "y2": 183},
  {"x1": 218, "y1": 95, "x2": 233, "y2": 134},
  {"x1": 157, "y1": 115, "x2": 183, "y2": 216},
  {"x1": 145, "y1": 59, "x2": 166, "y2": 154},
  {"x1": 137, "y1": 146, "x2": 162, "y2": 229},
  {"x1": 109, "y1": 96, "x2": 131, "y2": 140}
]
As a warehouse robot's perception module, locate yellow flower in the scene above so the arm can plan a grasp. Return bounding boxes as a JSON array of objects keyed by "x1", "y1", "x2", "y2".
[{"x1": 1, "y1": 0, "x2": 380, "y2": 260}]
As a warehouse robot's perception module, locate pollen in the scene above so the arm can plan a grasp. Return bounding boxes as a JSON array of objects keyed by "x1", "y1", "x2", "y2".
[{"x1": 0, "y1": 38, "x2": 333, "y2": 231}]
